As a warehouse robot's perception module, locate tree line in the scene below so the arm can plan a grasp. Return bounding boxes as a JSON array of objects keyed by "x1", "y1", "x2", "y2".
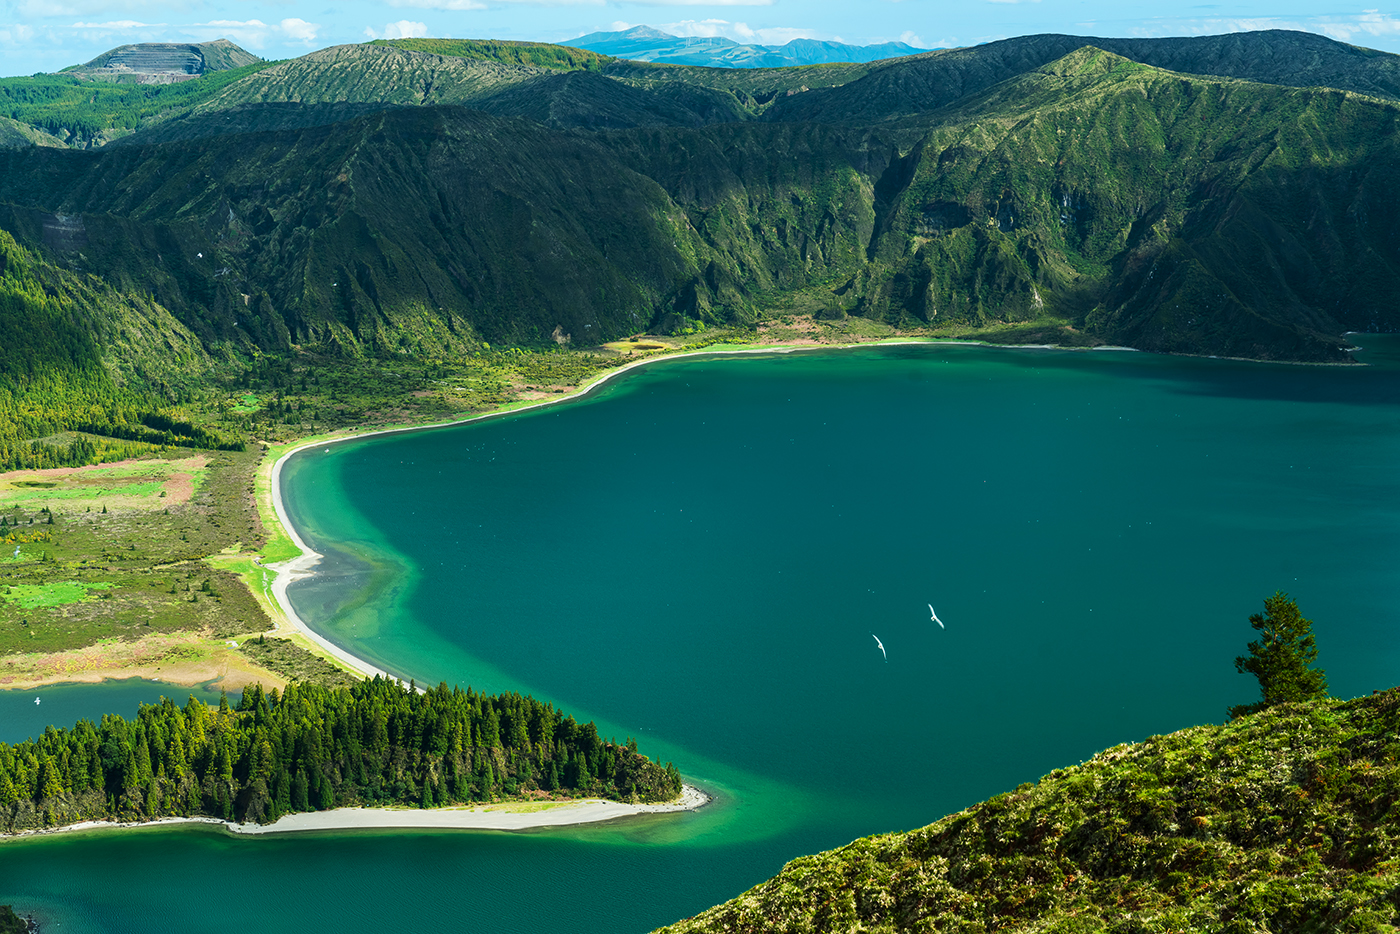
[
  {"x1": 0, "y1": 62, "x2": 273, "y2": 141},
  {"x1": 0, "y1": 677, "x2": 682, "y2": 833},
  {"x1": 0, "y1": 229, "x2": 241, "y2": 465}
]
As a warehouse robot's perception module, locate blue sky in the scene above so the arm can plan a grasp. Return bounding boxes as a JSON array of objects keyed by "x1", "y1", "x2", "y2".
[{"x1": 2, "y1": 0, "x2": 1400, "y2": 78}]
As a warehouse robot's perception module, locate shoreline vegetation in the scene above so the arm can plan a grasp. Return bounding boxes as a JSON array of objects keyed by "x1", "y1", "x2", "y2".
[{"x1": 0, "y1": 677, "x2": 695, "y2": 838}]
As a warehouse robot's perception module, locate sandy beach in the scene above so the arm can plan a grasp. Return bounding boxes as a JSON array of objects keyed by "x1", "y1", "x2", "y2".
[{"x1": 3, "y1": 784, "x2": 711, "y2": 841}]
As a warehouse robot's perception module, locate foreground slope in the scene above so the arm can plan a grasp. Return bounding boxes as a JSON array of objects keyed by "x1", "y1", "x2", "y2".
[{"x1": 659, "y1": 688, "x2": 1400, "y2": 933}]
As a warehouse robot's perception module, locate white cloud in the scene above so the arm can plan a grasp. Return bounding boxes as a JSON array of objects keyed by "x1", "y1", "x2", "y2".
[
  {"x1": 364, "y1": 19, "x2": 428, "y2": 39},
  {"x1": 386, "y1": 0, "x2": 485, "y2": 9},
  {"x1": 70, "y1": 19, "x2": 153, "y2": 27},
  {"x1": 898, "y1": 30, "x2": 925, "y2": 47},
  {"x1": 1130, "y1": 12, "x2": 1400, "y2": 44},
  {"x1": 0, "y1": 24, "x2": 37, "y2": 43},
  {"x1": 983, "y1": 0, "x2": 1040, "y2": 5},
  {"x1": 279, "y1": 17, "x2": 319, "y2": 43}
]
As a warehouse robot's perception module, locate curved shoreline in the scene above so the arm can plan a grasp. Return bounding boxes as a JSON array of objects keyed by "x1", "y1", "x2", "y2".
[
  {"x1": 263, "y1": 340, "x2": 925, "y2": 679},
  {"x1": 1, "y1": 783, "x2": 712, "y2": 841},
  {"x1": 263, "y1": 337, "x2": 1147, "y2": 687}
]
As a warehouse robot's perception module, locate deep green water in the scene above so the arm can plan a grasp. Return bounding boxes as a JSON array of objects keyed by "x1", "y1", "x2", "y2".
[{"x1": 5, "y1": 341, "x2": 1400, "y2": 932}]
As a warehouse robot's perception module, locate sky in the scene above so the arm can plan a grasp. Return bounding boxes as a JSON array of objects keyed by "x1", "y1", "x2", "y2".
[{"x1": 2, "y1": 0, "x2": 1400, "y2": 78}]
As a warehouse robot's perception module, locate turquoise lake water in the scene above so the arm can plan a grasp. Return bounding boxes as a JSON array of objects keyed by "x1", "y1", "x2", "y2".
[
  {"x1": 0, "y1": 679, "x2": 224, "y2": 745},
  {"x1": 4, "y1": 340, "x2": 1400, "y2": 932}
]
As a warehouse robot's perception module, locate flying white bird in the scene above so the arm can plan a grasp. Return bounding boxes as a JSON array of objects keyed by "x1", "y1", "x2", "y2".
[
  {"x1": 871, "y1": 633, "x2": 886, "y2": 661},
  {"x1": 928, "y1": 605, "x2": 944, "y2": 629},
  {"x1": 34, "y1": 697, "x2": 40, "y2": 705}
]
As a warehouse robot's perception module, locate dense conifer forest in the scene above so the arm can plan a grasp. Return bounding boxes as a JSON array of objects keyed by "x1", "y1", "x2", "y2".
[{"x1": 0, "y1": 677, "x2": 682, "y2": 833}]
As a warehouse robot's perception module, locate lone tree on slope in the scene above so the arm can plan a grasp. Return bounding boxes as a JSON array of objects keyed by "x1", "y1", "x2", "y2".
[{"x1": 1229, "y1": 591, "x2": 1328, "y2": 720}]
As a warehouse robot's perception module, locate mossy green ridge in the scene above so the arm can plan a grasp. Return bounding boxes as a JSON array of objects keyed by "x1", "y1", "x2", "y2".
[
  {"x1": 0, "y1": 229, "x2": 243, "y2": 467},
  {"x1": 0, "y1": 117, "x2": 64, "y2": 150},
  {"x1": 764, "y1": 30, "x2": 1400, "y2": 124},
  {"x1": 832, "y1": 47, "x2": 1400, "y2": 358},
  {"x1": 0, "y1": 676, "x2": 683, "y2": 833},
  {"x1": 657, "y1": 689, "x2": 1400, "y2": 934},
  {"x1": 0, "y1": 60, "x2": 275, "y2": 149},
  {"x1": 191, "y1": 42, "x2": 566, "y2": 111},
  {"x1": 370, "y1": 37, "x2": 611, "y2": 71}
]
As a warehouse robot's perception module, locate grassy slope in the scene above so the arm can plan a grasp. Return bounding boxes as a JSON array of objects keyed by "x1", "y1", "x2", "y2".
[
  {"x1": 0, "y1": 61, "x2": 276, "y2": 148},
  {"x1": 833, "y1": 49, "x2": 1400, "y2": 358},
  {"x1": 659, "y1": 689, "x2": 1400, "y2": 933},
  {"x1": 192, "y1": 43, "x2": 559, "y2": 110},
  {"x1": 369, "y1": 37, "x2": 612, "y2": 71},
  {"x1": 765, "y1": 29, "x2": 1400, "y2": 124},
  {"x1": 0, "y1": 117, "x2": 64, "y2": 149},
  {"x1": 0, "y1": 45, "x2": 1395, "y2": 407}
]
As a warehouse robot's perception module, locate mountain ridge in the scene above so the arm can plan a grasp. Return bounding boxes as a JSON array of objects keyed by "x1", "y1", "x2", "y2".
[
  {"x1": 569, "y1": 25, "x2": 928, "y2": 68},
  {"x1": 765, "y1": 30, "x2": 1400, "y2": 123}
]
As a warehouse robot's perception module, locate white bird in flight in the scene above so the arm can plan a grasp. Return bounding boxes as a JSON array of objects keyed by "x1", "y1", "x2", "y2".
[
  {"x1": 928, "y1": 605, "x2": 944, "y2": 629},
  {"x1": 871, "y1": 633, "x2": 886, "y2": 661},
  {"x1": 34, "y1": 697, "x2": 40, "y2": 705}
]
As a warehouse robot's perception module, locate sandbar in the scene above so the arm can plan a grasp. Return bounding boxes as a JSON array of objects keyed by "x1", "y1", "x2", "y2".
[{"x1": 2, "y1": 784, "x2": 710, "y2": 841}]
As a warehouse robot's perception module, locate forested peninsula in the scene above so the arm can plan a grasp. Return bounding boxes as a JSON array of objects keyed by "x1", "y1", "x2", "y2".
[{"x1": 0, "y1": 677, "x2": 682, "y2": 833}]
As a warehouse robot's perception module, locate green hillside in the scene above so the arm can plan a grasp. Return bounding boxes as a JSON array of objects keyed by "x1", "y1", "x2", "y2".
[
  {"x1": 0, "y1": 60, "x2": 274, "y2": 148},
  {"x1": 832, "y1": 48, "x2": 1400, "y2": 358},
  {"x1": 0, "y1": 228, "x2": 238, "y2": 467},
  {"x1": 657, "y1": 687, "x2": 1400, "y2": 933},
  {"x1": 369, "y1": 37, "x2": 612, "y2": 71},
  {"x1": 1, "y1": 47, "x2": 1396, "y2": 369},
  {"x1": 765, "y1": 29, "x2": 1400, "y2": 124},
  {"x1": 0, "y1": 116, "x2": 63, "y2": 149},
  {"x1": 192, "y1": 43, "x2": 564, "y2": 111}
]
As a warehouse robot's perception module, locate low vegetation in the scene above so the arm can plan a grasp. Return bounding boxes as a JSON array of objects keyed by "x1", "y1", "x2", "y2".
[
  {"x1": 0, "y1": 676, "x2": 683, "y2": 832},
  {"x1": 236, "y1": 635, "x2": 360, "y2": 688},
  {"x1": 0, "y1": 447, "x2": 270, "y2": 664}
]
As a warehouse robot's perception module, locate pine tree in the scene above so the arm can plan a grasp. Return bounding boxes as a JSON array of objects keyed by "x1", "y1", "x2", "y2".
[{"x1": 1229, "y1": 592, "x2": 1329, "y2": 719}]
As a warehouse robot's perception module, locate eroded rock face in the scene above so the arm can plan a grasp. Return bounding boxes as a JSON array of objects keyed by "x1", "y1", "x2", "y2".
[{"x1": 74, "y1": 39, "x2": 261, "y2": 80}]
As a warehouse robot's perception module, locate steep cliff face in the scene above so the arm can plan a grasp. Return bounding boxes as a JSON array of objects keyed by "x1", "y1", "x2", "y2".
[
  {"x1": 764, "y1": 30, "x2": 1400, "y2": 124},
  {"x1": 2, "y1": 41, "x2": 1399, "y2": 362},
  {"x1": 74, "y1": 39, "x2": 262, "y2": 79}
]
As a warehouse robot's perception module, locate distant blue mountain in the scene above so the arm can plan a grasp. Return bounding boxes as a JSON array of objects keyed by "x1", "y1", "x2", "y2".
[{"x1": 567, "y1": 26, "x2": 929, "y2": 68}]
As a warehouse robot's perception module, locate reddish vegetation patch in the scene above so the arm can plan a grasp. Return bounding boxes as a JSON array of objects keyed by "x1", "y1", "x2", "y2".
[{"x1": 162, "y1": 472, "x2": 196, "y2": 504}]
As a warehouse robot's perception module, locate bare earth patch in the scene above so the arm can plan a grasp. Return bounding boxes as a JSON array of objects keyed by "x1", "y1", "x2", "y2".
[
  {"x1": 0, "y1": 630, "x2": 286, "y2": 693},
  {"x1": 0, "y1": 456, "x2": 208, "y2": 513}
]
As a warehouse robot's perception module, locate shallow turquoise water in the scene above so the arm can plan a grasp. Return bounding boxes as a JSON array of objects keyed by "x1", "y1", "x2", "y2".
[
  {"x1": 0, "y1": 679, "x2": 224, "y2": 745},
  {"x1": 5, "y1": 341, "x2": 1400, "y2": 932}
]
